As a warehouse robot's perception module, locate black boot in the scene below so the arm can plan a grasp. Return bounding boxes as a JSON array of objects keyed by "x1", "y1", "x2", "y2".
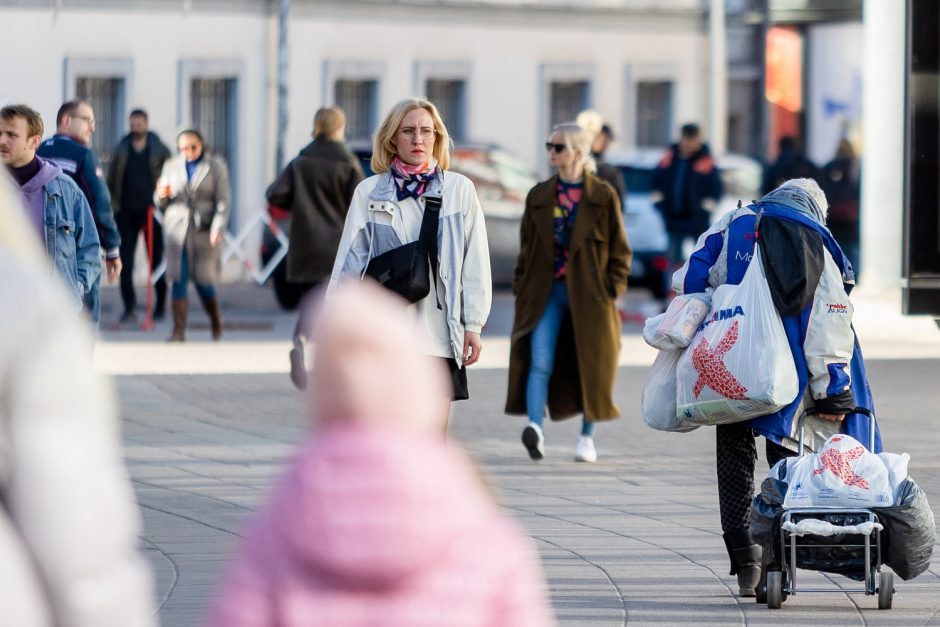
[
  {"x1": 153, "y1": 280, "x2": 167, "y2": 321},
  {"x1": 723, "y1": 529, "x2": 762, "y2": 597}
]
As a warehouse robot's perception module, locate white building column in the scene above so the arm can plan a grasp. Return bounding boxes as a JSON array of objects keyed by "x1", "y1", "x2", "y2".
[
  {"x1": 708, "y1": 0, "x2": 727, "y2": 155},
  {"x1": 859, "y1": 0, "x2": 905, "y2": 296}
]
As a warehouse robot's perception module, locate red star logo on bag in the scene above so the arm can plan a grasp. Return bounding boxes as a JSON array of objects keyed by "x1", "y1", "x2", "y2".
[
  {"x1": 691, "y1": 320, "x2": 749, "y2": 399},
  {"x1": 811, "y1": 446, "x2": 870, "y2": 489}
]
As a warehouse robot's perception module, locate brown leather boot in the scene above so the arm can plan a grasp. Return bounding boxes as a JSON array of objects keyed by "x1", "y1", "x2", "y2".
[
  {"x1": 200, "y1": 295, "x2": 223, "y2": 340},
  {"x1": 168, "y1": 298, "x2": 187, "y2": 342}
]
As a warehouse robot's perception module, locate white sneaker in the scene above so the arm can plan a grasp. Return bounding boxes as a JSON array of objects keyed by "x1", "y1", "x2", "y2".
[
  {"x1": 574, "y1": 436, "x2": 597, "y2": 463},
  {"x1": 522, "y1": 422, "x2": 544, "y2": 460}
]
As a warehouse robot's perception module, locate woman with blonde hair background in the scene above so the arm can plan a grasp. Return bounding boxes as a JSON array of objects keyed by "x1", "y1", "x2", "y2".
[
  {"x1": 328, "y1": 98, "x2": 492, "y2": 406},
  {"x1": 506, "y1": 122, "x2": 631, "y2": 462}
]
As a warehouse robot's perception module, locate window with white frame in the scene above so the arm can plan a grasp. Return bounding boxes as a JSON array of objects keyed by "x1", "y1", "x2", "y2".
[
  {"x1": 426, "y1": 79, "x2": 467, "y2": 142},
  {"x1": 636, "y1": 80, "x2": 673, "y2": 148},
  {"x1": 191, "y1": 77, "x2": 238, "y2": 177},
  {"x1": 549, "y1": 81, "x2": 589, "y2": 131},
  {"x1": 75, "y1": 77, "x2": 125, "y2": 166},
  {"x1": 178, "y1": 60, "x2": 243, "y2": 229},
  {"x1": 335, "y1": 80, "x2": 378, "y2": 143}
]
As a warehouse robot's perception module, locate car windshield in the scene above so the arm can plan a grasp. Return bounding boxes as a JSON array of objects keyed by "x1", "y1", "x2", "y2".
[
  {"x1": 450, "y1": 147, "x2": 537, "y2": 203},
  {"x1": 721, "y1": 166, "x2": 761, "y2": 201}
]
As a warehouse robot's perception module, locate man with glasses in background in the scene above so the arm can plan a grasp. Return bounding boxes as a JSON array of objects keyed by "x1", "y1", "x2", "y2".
[{"x1": 38, "y1": 100, "x2": 122, "y2": 325}]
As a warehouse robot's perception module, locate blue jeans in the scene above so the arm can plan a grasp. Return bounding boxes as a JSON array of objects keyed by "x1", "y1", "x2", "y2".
[
  {"x1": 526, "y1": 281, "x2": 596, "y2": 437},
  {"x1": 172, "y1": 248, "x2": 216, "y2": 301}
]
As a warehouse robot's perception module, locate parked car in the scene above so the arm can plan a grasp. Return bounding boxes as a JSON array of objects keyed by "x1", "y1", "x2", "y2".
[{"x1": 603, "y1": 149, "x2": 763, "y2": 302}]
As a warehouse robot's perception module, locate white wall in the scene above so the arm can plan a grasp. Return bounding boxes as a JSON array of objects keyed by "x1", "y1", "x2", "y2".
[
  {"x1": 806, "y1": 22, "x2": 864, "y2": 166},
  {"x1": 1, "y1": 1, "x2": 709, "y2": 270}
]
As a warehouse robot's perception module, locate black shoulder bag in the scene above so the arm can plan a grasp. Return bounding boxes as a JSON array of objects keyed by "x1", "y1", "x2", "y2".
[{"x1": 364, "y1": 196, "x2": 441, "y2": 304}]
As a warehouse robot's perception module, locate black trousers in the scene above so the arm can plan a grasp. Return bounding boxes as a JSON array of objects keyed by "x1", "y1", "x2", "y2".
[
  {"x1": 716, "y1": 423, "x2": 795, "y2": 533},
  {"x1": 117, "y1": 208, "x2": 166, "y2": 314}
]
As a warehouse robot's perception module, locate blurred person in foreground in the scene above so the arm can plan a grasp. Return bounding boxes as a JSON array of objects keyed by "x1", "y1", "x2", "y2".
[
  {"x1": 651, "y1": 122, "x2": 723, "y2": 267},
  {"x1": 37, "y1": 100, "x2": 122, "y2": 324},
  {"x1": 208, "y1": 280, "x2": 554, "y2": 627},
  {"x1": 575, "y1": 110, "x2": 627, "y2": 203},
  {"x1": 1, "y1": 103, "x2": 101, "y2": 309},
  {"x1": 0, "y1": 173, "x2": 157, "y2": 626},
  {"x1": 156, "y1": 129, "x2": 231, "y2": 342},
  {"x1": 265, "y1": 106, "x2": 364, "y2": 389},
  {"x1": 328, "y1": 98, "x2": 492, "y2": 411},
  {"x1": 672, "y1": 178, "x2": 877, "y2": 599},
  {"x1": 506, "y1": 123, "x2": 631, "y2": 463},
  {"x1": 107, "y1": 109, "x2": 172, "y2": 324}
]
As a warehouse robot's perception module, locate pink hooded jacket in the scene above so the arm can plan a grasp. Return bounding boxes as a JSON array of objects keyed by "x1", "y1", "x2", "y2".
[{"x1": 207, "y1": 281, "x2": 554, "y2": 627}]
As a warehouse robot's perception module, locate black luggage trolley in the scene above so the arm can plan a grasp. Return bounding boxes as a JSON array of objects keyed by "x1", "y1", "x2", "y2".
[{"x1": 765, "y1": 408, "x2": 895, "y2": 610}]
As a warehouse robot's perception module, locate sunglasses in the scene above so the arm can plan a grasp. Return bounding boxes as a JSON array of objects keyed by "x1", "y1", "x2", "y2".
[{"x1": 545, "y1": 142, "x2": 567, "y2": 153}]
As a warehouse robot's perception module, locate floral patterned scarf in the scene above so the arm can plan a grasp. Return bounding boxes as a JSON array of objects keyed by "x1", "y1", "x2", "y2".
[{"x1": 390, "y1": 156, "x2": 439, "y2": 201}]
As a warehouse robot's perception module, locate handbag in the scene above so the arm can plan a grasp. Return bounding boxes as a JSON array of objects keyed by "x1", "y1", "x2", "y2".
[{"x1": 364, "y1": 196, "x2": 441, "y2": 304}]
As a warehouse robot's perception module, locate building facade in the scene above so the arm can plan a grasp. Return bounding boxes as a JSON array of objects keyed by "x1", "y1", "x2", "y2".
[{"x1": 1, "y1": 0, "x2": 719, "y2": 272}]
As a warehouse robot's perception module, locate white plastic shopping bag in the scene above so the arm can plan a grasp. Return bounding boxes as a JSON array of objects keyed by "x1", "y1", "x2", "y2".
[
  {"x1": 675, "y1": 247, "x2": 798, "y2": 425},
  {"x1": 783, "y1": 434, "x2": 894, "y2": 509},
  {"x1": 642, "y1": 350, "x2": 698, "y2": 432},
  {"x1": 642, "y1": 293, "x2": 711, "y2": 351},
  {"x1": 878, "y1": 452, "x2": 911, "y2": 502}
]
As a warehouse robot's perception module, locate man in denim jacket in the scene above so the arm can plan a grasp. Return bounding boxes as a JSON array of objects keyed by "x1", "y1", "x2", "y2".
[{"x1": 1, "y1": 104, "x2": 101, "y2": 310}]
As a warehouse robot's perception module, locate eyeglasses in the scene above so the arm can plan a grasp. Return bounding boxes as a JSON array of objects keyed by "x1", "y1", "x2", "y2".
[
  {"x1": 74, "y1": 115, "x2": 95, "y2": 125},
  {"x1": 545, "y1": 142, "x2": 567, "y2": 153},
  {"x1": 398, "y1": 127, "x2": 436, "y2": 140}
]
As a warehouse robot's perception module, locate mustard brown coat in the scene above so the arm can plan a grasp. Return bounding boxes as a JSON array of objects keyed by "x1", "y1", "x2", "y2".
[{"x1": 506, "y1": 173, "x2": 632, "y2": 422}]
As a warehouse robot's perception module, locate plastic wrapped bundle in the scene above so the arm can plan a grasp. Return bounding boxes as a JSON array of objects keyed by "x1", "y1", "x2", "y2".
[{"x1": 873, "y1": 478, "x2": 936, "y2": 580}]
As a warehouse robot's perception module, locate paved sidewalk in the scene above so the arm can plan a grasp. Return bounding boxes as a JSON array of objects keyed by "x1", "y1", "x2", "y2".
[{"x1": 99, "y1": 284, "x2": 940, "y2": 625}]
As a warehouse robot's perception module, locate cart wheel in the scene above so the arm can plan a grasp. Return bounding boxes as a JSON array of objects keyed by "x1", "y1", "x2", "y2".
[
  {"x1": 878, "y1": 571, "x2": 894, "y2": 609},
  {"x1": 766, "y1": 571, "x2": 783, "y2": 609}
]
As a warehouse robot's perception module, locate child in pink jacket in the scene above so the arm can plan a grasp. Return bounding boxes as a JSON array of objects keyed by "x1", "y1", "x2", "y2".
[{"x1": 207, "y1": 281, "x2": 555, "y2": 627}]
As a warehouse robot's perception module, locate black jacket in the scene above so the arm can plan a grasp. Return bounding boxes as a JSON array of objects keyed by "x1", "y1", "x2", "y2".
[
  {"x1": 651, "y1": 143, "x2": 723, "y2": 232},
  {"x1": 107, "y1": 132, "x2": 172, "y2": 214},
  {"x1": 266, "y1": 139, "x2": 364, "y2": 284}
]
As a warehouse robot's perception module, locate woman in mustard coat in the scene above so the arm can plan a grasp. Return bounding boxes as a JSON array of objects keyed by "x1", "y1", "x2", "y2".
[{"x1": 506, "y1": 122, "x2": 631, "y2": 462}]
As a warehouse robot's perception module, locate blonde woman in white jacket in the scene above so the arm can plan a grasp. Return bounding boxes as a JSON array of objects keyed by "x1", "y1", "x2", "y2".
[
  {"x1": 328, "y1": 98, "x2": 492, "y2": 403},
  {"x1": 0, "y1": 173, "x2": 157, "y2": 626}
]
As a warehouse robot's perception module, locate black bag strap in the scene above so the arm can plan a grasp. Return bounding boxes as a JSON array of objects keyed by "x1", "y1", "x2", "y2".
[{"x1": 420, "y1": 195, "x2": 442, "y2": 309}]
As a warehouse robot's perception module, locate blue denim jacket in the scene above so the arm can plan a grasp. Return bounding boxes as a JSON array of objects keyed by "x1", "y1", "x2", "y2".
[{"x1": 43, "y1": 175, "x2": 101, "y2": 308}]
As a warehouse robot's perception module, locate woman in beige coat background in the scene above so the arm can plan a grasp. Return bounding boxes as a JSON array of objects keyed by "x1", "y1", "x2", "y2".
[
  {"x1": 157, "y1": 129, "x2": 231, "y2": 341},
  {"x1": 506, "y1": 122, "x2": 631, "y2": 463}
]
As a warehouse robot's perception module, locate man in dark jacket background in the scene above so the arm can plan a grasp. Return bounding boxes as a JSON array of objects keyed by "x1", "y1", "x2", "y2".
[
  {"x1": 651, "y1": 122, "x2": 723, "y2": 267},
  {"x1": 37, "y1": 100, "x2": 121, "y2": 324},
  {"x1": 266, "y1": 106, "x2": 364, "y2": 388},
  {"x1": 761, "y1": 135, "x2": 818, "y2": 195},
  {"x1": 107, "y1": 109, "x2": 172, "y2": 323}
]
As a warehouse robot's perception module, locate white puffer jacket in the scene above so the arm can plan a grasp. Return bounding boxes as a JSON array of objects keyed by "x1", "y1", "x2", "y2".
[{"x1": 0, "y1": 250, "x2": 157, "y2": 627}]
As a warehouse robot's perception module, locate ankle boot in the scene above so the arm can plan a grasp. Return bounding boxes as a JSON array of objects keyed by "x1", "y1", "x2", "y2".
[
  {"x1": 200, "y1": 295, "x2": 223, "y2": 340},
  {"x1": 723, "y1": 529, "x2": 762, "y2": 597},
  {"x1": 168, "y1": 298, "x2": 187, "y2": 342}
]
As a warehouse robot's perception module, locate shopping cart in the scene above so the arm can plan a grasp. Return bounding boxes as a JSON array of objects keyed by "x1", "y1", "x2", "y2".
[{"x1": 764, "y1": 407, "x2": 895, "y2": 610}]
